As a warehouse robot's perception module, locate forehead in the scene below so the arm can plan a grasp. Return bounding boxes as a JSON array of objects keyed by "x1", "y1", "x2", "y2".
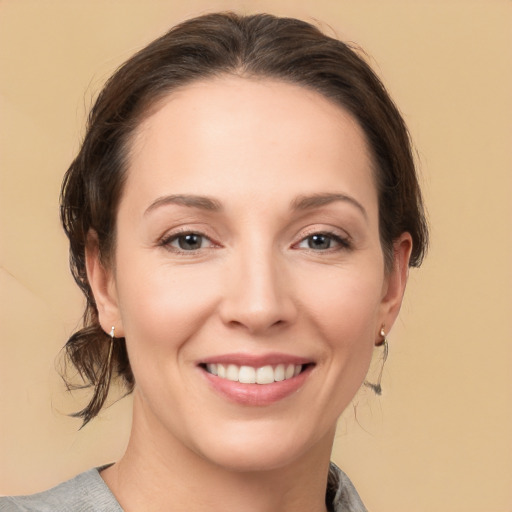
[{"x1": 122, "y1": 76, "x2": 377, "y2": 216}]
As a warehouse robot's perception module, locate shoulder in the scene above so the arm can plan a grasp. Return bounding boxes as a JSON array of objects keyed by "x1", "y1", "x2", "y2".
[
  {"x1": 0, "y1": 468, "x2": 123, "y2": 512},
  {"x1": 329, "y1": 462, "x2": 368, "y2": 512}
]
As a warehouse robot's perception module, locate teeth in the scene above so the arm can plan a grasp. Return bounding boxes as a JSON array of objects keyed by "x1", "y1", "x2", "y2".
[
  {"x1": 256, "y1": 365, "x2": 274, "y2": 384},
  {"x1": 274, "y1": 364, "x2": 285, "y2": 382},
  {"x1": 206, "y1": 363, "x2": 218, "y2": 376},
  {"x1": 226, "y1": 364, "x2": 239, "y2": 381},
  {"x1": 206, "y1": 363, "x2": 303, "y2": 384},
  {"x1": 238, "y1": 366, "x2": 256, "y2": 384}
]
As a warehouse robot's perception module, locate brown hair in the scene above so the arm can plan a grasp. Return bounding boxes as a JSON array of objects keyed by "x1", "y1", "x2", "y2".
[{"x1": 60, "y1": 12, "x2": 428, "y2": 427}]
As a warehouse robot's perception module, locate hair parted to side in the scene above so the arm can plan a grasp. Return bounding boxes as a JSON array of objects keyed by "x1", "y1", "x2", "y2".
[{"x1": 60, "y1": 11, "x2": 428, "y2": 427}]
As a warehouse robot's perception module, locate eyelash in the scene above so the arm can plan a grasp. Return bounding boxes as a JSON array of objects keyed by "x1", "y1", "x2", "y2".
[
  {"x1": 294, "y1": 230, "x2": 351, "y2": 252},
  {"x1": 158, "y1": 229, "x2": 351, "y2": 254},
  {"x1": 158, "y1": 230, "x2": 218, "y2": 253}
]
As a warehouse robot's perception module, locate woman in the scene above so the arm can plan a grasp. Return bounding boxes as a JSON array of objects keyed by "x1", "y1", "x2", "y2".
[{"x1": 0, "y1": 12, "x2": 427, "y2": 512}]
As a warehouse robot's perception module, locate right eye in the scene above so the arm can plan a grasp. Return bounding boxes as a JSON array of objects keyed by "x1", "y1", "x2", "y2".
[{"x1": 161, "y1": 232, "x2": 214, "y2": 252}]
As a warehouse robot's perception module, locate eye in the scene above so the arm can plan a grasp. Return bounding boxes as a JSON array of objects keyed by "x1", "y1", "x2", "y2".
[
  {"x1": 161, "y1": 232, "x2": 214, "y2": 252},
  {"x1": 297, "y1": 232, "x2": 349, "y2": 251}
]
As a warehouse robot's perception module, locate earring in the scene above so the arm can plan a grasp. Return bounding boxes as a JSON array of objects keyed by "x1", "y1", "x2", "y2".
[
  {"x1": 376, "y1": 327, "x2": 387, "y2": 347},
  {"x1": 363, "y1": 327, "x2": 388, "y2": 395},
  {"x1": 102, "y1": 326, "x2": 115, "y2": 383},
  {"x1": 106, "y1": 326, "x2": 115, "y2": 370}
]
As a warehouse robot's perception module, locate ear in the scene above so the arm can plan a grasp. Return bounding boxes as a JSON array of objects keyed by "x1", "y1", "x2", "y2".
[
  {"x1": 85, "y1": 230, "x2": 124, "y2": 337},
  {"x1": 378, "y1": 232, "x2": 413, "y2": 340}
]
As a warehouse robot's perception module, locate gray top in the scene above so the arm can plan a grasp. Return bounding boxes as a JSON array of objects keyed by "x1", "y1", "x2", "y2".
[
  {"x1": 0, "y1": 468, "x2": 122, "y2": 512},
  {"x1": 0, "y1": 463, "x2": 367, "y2": 512}
]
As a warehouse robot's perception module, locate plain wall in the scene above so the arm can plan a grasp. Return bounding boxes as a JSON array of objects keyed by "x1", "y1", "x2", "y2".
[{"x1": 1, "y1": 1, "x2": 511, "y2": 511}]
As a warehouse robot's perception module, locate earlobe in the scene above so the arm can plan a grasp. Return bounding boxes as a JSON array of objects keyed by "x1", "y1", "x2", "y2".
[
  {"x1": 85, "y1": 230, "x2": 124, "y2": 337},
  {"x1": 379, "y1": 233, "x2": 413, "y2": 337}
]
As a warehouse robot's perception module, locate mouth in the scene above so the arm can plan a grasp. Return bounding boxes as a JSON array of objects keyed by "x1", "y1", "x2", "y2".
[
  {"x1": 197, "y1": 355, "x2": 314, "y2": 405},
  {"x1": 200, "y1": 362, "x2": 309, "y2": 384}
]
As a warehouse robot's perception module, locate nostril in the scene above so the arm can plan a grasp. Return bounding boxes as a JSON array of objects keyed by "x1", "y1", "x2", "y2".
[{"x1": 226, "y1": 316, "x2": 288, "y2": 334}]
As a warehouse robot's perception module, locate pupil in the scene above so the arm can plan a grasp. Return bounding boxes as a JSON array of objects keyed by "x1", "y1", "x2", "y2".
[
  {"x1": 179, "y1": 234, "x2": 202, "y2": 250},
  {"x1": 309, "y1": 234, "x2": 330, "y2": 250}
]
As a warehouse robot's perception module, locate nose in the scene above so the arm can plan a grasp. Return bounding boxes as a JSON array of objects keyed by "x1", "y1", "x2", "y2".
[{"x1": 218, "y1": 245, "x2": 298, "y2": 335}]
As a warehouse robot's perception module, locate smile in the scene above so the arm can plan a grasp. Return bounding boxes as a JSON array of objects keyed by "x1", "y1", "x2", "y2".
[
  {"x1": 205, "y1": 363, "x2": 303, "y2": 384},
  {"x1": 199, "y1": 354, "x2": 314, "y2": 405}
]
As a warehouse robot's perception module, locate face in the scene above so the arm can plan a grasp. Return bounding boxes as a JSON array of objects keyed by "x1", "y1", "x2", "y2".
[{"x1": 89, "y1": 77, "x2": 410, "y2": 472}]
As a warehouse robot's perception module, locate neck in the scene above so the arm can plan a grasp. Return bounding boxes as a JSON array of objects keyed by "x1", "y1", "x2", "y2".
[{"x1": 101, "y1": 390, "x2": 334, "y2": 512}]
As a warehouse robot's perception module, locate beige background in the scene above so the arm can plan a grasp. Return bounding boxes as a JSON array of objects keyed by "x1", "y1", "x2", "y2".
[{"x1": 1, "y1": 1, "x2": 511, "y2": 511}]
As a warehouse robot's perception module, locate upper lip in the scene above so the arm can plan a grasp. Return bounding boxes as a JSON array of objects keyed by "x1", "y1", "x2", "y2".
[{"x1": 199, "y1": 352, "x2": 313, "y2": 367}]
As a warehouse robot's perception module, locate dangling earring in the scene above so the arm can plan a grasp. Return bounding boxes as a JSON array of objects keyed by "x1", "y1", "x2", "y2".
[
  {"x1": 107, "y1": 325, "x2": 116, "y2": 370},
  {"x1": 364, "y1": 327, "x2": 388, "y2": 395}
]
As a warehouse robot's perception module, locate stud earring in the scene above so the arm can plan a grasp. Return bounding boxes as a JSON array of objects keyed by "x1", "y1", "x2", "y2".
[{"x1": 376, "y1": 327, "x2": 387, "y2": 347}]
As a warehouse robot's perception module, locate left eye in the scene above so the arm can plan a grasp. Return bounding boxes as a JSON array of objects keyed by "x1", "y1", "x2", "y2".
[
  {"x1": 297, "y1": 233, "x2": 345, "y2": 250},
  {"x1": 165, "y1": 233, "x2": 211, "y2": 251}
]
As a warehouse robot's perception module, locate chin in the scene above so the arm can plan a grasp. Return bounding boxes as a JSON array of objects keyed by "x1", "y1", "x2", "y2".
[
  {"x1": 200, "y1": 442, "x2": 303, "y2": 473},
  {"x1": 190, "y1": 420, "x2": 332, "y2": 474}
]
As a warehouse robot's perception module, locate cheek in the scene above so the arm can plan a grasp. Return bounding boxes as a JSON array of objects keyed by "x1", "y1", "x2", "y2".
[
  {"x1": 295, "y1": 264, "x2": 383, "y2": 394},
  {"x1": 297, "y1": 262, "x2": 384, "y2": 337},
  {"x1": 114, "y1": 257, "x2": 221, "y2": 361}
]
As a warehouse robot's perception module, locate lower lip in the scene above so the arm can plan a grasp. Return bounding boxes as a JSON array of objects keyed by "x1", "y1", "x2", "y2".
[{"x1": 201, "y1": 366, "x2": 313, "y2": 406}]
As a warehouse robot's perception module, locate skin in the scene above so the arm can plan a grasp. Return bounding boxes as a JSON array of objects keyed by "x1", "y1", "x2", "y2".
[{"x1": 86, "y1": 76, "x2": 412, "y2": 512}]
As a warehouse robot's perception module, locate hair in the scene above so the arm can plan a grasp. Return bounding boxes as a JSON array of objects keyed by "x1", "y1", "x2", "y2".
[{"x1": 60, "y1": 12, "x2": 428, "y2": 428}]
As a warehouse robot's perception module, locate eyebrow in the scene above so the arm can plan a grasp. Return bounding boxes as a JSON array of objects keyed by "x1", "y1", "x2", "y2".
[
  {"x1": 144, "y1": 192, "x2": 367, "y2": 218},
  {"x1": 144, "y1": 194, "x2": 223, "y2": 215},
  {"x1": 291, "y1": 193, "x2": 368, "y2": 219}
]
